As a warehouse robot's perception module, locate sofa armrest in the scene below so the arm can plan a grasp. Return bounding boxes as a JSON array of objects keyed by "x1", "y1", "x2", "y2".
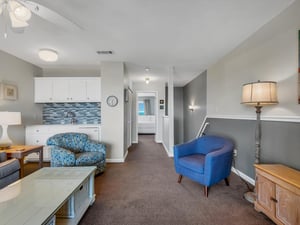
[
  {"x1": 0, "y1": 151, "x2": 7, "y2": 163},
  {"x1": 0, "y1": 158, "x2": 20, "y2": 179},
  {"x1": 50, "y1": 146, "x2": 76, "y2": 166},
  {"x1": 204, "y1": 148, "x2": 233, "y2": 186},
  {"x1": 84, "y1": 140, "x2": 106, "y2": 155}
]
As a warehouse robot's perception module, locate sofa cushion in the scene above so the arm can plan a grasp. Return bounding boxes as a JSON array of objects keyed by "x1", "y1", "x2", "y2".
[
  {"x1": 178, "y1": 154, "x2": 205, "y2": 174},
  {"x1": 75, "y1": 152, "x2": 102, "y2": 166}
]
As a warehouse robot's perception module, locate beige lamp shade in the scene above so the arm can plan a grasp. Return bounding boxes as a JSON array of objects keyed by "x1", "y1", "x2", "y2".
[
  {"x1": 0, "y1": 112, "x2": 22, "y2": 125},
  {"x1": 0, "y1": 112, "x2": 21, "y2": 148},
  {"x1": 242, "y1": 81, "x2": 278, "y2": 106}
]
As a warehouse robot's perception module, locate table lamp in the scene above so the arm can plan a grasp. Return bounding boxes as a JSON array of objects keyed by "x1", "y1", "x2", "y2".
[
  {"x1": 241, "y1": 80, "x2": 278, "y2": 203},
  {"x1": 0, "y1": 112, "x2": 22, "y2": 149}
]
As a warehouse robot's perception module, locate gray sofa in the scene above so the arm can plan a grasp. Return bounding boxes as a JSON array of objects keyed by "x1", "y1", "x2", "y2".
[{"x1": 0, "y1": 151, "x2": 20, "y2": 189}]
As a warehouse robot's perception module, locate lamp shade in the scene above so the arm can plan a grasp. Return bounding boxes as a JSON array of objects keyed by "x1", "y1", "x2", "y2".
[
  {"x1": 0, "y1": 112, "x2": 21, "y2": 125},
  {"x1": 242, "y1": 81, "x2": 278, "y2": 106}
]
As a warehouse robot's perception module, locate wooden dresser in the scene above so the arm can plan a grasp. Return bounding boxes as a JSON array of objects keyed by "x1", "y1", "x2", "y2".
[{"x1": 254, "y1": 164, "x2": 300, "y2": 225}]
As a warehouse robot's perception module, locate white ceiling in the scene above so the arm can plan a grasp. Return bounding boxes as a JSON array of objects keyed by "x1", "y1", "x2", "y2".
[{"x1": 0, "y1": 0, "x2": 294, "y2": 87}]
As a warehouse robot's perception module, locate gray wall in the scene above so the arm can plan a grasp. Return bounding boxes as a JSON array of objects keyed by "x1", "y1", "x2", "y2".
[
  {"x1": 183, "y1": 71, "x2": 207, "y2": 141},
  {"x1": 206, "y1": 118, "x2": 300, "y2": 179},
  {"x1": 174, "y1": 87, "x2": 184, "y2": 145},
  {"x1": 0, "y1": 50, "x2": 43, "y2": 145}
]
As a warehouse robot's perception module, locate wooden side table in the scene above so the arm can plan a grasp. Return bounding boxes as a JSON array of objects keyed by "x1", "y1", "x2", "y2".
[
  {"x1": 254, "y1": 164, "x2": 300, "y2": 225},
  {"x1": 3, "y1": 145, "x2": 44, "y2": 178}
]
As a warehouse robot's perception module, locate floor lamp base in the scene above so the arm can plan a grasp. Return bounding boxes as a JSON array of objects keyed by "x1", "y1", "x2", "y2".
[{"x1": 244, "y1": 191, "x2": 256, "y2": 204}]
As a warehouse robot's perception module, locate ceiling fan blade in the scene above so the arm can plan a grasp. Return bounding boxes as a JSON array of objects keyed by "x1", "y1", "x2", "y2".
[{"x1": 18, "y1": 0, "x2": 83, "y2": 30}]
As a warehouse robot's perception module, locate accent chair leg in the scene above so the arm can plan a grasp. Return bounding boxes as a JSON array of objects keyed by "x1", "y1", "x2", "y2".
[
  {"x1": 178, "y1": 174, "x2": 183, "y2": 183},
  {"x1": 225, "y1": 178, "x2": 230, "y2": 186},
  {"x1": 204, "y1": 186, "x2": 209, "y2": 197}
]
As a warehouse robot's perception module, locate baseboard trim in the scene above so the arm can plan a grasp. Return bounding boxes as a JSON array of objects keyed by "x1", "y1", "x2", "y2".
[
  {"x1": 162, "y1": 142, "x2": 173, "y2": 157},
  {"x1": 231, "y1": 167, "x2": 255, "y2": 186},
  {"x1": 107, "y1": 150, "x2": 128, "y2": 163}
]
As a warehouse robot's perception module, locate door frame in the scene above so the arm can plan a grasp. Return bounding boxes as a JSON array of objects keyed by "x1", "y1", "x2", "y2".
[{"x1": 135, "y1": 91, "x2": 158, "y2": 142}]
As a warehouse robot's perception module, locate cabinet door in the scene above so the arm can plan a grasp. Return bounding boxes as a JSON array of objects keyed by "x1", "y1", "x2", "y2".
[
  {"x1": 34, "y1": 78, "x2": 53, "y2": 103},
  {"x1": 69, "y1": 79, "x2": 87, "y2": 102},
  {"x1": 276, "y1": 185, "x2": 300, "y2": 225},
  {"x1": 86, "y1": 78, "x2": 101, "y2": 102},
  {"x1": 52, "y1": 79, "x2": 69, "y2": 102},
  {"x1": 256, "y1": 174, "x2": 276, "y2": 217},
  {"x1": 76, "y1": 126, "x2": 100, "y2": 141}
]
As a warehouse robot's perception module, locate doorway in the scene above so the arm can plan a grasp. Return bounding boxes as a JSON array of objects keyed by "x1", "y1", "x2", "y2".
[{"x1": 136, "y1": 91, "x2": 158, "y2": 142}]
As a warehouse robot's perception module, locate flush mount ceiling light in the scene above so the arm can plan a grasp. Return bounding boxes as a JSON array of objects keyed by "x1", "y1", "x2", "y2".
[
  {"x1": 38, "y1": 49, "x2": 58, "y2": 62},
  {"x1": 145, "y1": 77, "x2": 150, "y2": 84}
]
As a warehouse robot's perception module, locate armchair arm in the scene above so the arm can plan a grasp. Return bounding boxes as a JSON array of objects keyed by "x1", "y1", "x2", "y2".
[
  {"x1": 49, "y1": 146, "x2": 76, "y2": 166},
  {"x1": 84, "y1": 140, "x2": 106, "y2": 155},
  {"x1": 174, "y1": 139, "x2": 198, "y2": 159},
  {"x1": 204, "y1": 148, "x2": 233, "y2": 186}
]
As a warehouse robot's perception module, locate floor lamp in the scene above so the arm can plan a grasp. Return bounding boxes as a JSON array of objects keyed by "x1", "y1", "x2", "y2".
[{"x1": 241, "y1": 80, "x2": 278, "y2": 203}]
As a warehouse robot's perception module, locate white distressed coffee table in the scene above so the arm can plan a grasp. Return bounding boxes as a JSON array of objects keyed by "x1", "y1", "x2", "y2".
[{"x1": 0, "y1": 167, "x2": 96, "y2": 225}]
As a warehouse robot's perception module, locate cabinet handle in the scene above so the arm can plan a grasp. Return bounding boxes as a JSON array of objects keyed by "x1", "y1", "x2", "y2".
[{"x1": 270, "y1": 197, "x2": 278, "y2": 203}]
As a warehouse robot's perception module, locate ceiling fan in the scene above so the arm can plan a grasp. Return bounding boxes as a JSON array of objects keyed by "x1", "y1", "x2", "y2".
[{"x1": 0, "y1": 0, "x2": 81, "y2": 37}]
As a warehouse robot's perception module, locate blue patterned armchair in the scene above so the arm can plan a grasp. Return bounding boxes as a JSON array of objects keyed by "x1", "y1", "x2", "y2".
[
  {"x1": 174, "y1": 135, "x2": 234, "y2": 197},
  {"x1": 47, "y1": 132, "x2": 106, "y2": 174}
]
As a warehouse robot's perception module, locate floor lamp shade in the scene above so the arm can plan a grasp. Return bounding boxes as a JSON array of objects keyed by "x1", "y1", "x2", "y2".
[
  {"x1": 0, "y1": 112, "x2": 22, "y2": 148},
  {"x1": 242, "y1": 81, "x2": 278, "y2": 106}
]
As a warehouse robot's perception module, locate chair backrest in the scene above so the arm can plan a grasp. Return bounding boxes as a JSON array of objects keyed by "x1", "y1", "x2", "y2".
[
  {"x1": 47, "y1": 132, "x2": 88, "y2": 152},
  {"x1": 195, "y1": 135, "x2": 232, "y2": 155}
]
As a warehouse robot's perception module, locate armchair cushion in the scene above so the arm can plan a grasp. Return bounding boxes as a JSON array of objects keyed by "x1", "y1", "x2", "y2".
[
  {"x1": 47, "y1": 132, "x2": 106, "y2": 174},
  {"x1": 76, "y1": 152, "x2": 103, "y2": 166},
  {"x1": 178, "y1": 154, "x2": 205, "y2": 174}
]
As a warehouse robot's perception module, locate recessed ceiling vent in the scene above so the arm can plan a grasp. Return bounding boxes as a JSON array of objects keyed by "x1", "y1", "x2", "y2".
[{"x1": 96, "y1": 50, "x2": 113, "y2": 55}]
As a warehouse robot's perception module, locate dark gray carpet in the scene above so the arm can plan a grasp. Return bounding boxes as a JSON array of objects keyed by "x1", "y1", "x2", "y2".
[{"x1": 79, "y1": 135, "x2": 274, "y2": 225}]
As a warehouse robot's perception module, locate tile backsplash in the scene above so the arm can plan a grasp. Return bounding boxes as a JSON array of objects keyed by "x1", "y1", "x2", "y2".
[{"x1": 43, "y1": 102, "x2": 101, "y2": 125}]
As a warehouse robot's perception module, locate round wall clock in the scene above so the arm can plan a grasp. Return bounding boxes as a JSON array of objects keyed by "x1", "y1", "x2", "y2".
[{"x1": 106, "y1": 95, "x2": 118, "y2": 107}]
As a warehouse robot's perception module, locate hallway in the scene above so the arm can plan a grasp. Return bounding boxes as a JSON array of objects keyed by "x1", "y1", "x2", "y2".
[{"x1": 80, "y1": 135, "x2": 273, "y2": 225}]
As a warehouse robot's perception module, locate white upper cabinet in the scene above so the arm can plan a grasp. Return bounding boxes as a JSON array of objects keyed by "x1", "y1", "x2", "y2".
[
  {"x1": 34, "y1": 77, "x2": 101, "y2": 103},
  {"x1": 34, "y1": 77, "x2": 54, "y2": 102},
  {"x1": 86, "y1": 78, "x2": 101, "y2": 101}
]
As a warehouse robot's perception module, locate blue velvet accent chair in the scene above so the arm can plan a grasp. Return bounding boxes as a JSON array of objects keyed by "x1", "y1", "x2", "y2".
[
  {"x1": 47, "y1": 132, "x2": 106, "y2": 174},
  {"x1": 174, "y1": 135, "x2": 234, "y2": 197},
  {"x1": 0, "y1": 151, "x2": 20, "y2": 189}
]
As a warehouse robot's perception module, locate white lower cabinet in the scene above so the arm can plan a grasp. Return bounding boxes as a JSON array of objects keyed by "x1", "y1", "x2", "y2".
[{"x1": 25, "y1": 125, "x2": 101, "y2": 162}]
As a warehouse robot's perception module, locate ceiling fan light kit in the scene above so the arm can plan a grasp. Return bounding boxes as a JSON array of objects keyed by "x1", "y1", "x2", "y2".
[
  {"x1": 12, "y1": 2, "x2": 31, "y2": 21},
  {"x1": 0, "y1": 1, "x2": 32, "y2": 28},
  {"x1": 38, "y1": 49, "x2": 58, "y2": 62}
]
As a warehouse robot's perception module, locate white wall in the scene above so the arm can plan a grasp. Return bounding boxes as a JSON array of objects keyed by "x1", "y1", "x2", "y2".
[
  {"x1": 101, "y1": 61, "x2": 125, "y2": 162},
  {"x1": 0, "y1": 50, "x2": 43, "y2": 144},
  {"x1": 207, "y1": 0, "x2": 300, "y2": 120},
  {"x1": 132, "y1": 81, "x2": 165, "y2": 143}
]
